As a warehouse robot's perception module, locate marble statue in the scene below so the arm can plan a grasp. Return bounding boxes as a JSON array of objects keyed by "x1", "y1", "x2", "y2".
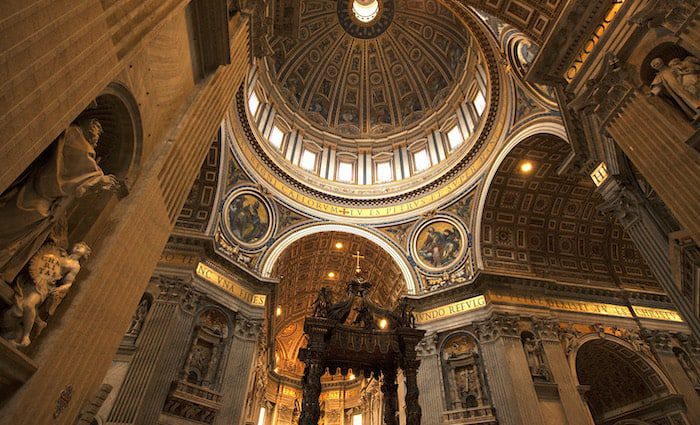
[
  {"x1": 1, "y1": 241, "x2": 91, "y2": 347},
  {"x1": 650, "y1": 56, "x2": 700, "y2": 119},
  {"x1": 312, "y1": 287, "x2": 332, "y2": 318},
  {"x1": 0, "y1": 119, "x2": 119, "y2": 287},
  {"x1": 523, "y1": 337, "x2": 550, "y2": 381},
  {"x1": 126, "y1": 299, "x2": 149, "y2": 337}
]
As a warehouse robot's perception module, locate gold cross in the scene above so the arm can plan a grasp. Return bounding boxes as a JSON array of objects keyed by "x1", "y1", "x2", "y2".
[{"x1": 352, "y1": 250, "x2": 365, "y2": 274}]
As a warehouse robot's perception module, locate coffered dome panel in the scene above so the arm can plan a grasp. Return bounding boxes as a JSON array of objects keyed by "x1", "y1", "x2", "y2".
[{"x1": 264, "y1": 0, "x2": 471, "y2": 139}]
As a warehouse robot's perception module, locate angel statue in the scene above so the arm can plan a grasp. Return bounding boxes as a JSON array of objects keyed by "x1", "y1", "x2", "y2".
[
  {"x1": 393, "y1": 298, "x2": 416, "y2": 328},
  {"x1": 312, "y1": 287, "x2": 332, "y2": 318},
  {"x1": 1, "y1": 241, "x2": 91, "y2": 347}
]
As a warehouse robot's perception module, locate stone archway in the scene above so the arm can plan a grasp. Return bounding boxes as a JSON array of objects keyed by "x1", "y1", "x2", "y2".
[{"x1": 574, "y1": 337, "x2": 687, "y2": 425}]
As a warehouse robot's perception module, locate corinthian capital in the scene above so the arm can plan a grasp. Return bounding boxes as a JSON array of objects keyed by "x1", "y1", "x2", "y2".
[
  {"x1": 415, "y1": 332, "x2": 438, "y2": 357},
  {"x1": 154, "y1": 275, "x2": 204, "y2": 313},
  {"x1": 532, "y1": 316, "x2": 561, "y2": 342},
  {"x1": 597, "y1": 177, "x2": 642, "y2": 229},
  {"x1": 474, "y1": 313, "x2": 520, "y2": 342}
]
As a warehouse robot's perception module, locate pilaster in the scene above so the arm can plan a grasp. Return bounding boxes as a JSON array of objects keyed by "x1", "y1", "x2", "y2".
[
  {"x1": 474, "y1": 313, "x2": 545, "y2": 425},
  {"x1": 415, "y1": 333, "x2": 442, "y2": 425},
  {"x1": 107, "y1": 276, "x2": 202, "y2": 424},
  {"x1": 216, "y1": 316, "x2": 262, "y2": 425},
  {"x1": 532, "y1": 318, "x2": 594, "y2": 425},
  {"x1": 598, "y1": 176, "x2": 700, "y2": 339}
]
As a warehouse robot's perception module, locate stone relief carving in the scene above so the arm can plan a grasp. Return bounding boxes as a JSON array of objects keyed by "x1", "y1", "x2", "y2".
[
  {"x1": 0, "y1": 119, "x2": 119, "y2": 289},
  {"x1": 1, "y1": 242, "x2": 91, "y2": 347},
  {"x1": 650, "y1": 55, "x2": 700, "y2": 120}
]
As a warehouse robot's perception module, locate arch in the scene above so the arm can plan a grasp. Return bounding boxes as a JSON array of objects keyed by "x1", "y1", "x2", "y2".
[
  {"x1": 473, "y1": 118, "x2": 567, "y2": 268},
  {"x1": 571, "y1": 334, "x2": 681, "y2": 424},
  {"x1": 259, "y1": 222, "x2": 419, "y2": 293}
]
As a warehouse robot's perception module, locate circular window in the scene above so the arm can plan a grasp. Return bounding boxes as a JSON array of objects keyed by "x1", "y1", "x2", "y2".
[{"x1": 352, "y1": 0, "x2": 380, "y2": 23}]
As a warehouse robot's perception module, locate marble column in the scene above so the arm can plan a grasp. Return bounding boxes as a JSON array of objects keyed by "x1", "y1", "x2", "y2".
[
  {"x1": 415, "y1": 333, "x2": 443, "y2": 425},
  {"x1": 598, "y1": 176, "x2": 700, "y2": 339},
  {"x1": 107, "y1": 276, "x2": 201, "y2": 424},
  {"x1": 402, "y1": 360, "x2": 421, "y2": 425},
  {"x1": 215, "y1": 316, "x2": 262, "y2": 425},
  {"x1": 381, "y1": 369, "x2": 399, "y2": 425},
  {"x1": 533, "y1": 318, "x2": 594, "y2": 425},
  {"x1": 299, "y1": 358, "x2": 323, "y2": 425},
  {"x1": 475, "y1": 313, "x2": 545, "y2": 425}
]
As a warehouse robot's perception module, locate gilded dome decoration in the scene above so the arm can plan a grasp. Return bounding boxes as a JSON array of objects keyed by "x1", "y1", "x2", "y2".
[
  {"x1": 232, "y1": 1, "x2": 506, "y2": 221},
  {"x1": 264, "y1": 0, "x2": 470, "y2": 139}
]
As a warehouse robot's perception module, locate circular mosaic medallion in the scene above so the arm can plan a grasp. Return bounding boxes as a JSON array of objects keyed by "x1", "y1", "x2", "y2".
[
  {"x1": 222, "y1": 189, "x2": 275, "y2": 250},
  {"x1": 410, "y1": 216, "x2": 470, "y2": 273},
  {"x1": 337, "y1": 0, "x2": 394, "y2": 39}
]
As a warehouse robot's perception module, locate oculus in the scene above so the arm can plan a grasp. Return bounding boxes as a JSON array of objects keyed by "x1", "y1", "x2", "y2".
[
  {"x1": 352, "y1": 0, "x2": 380, "y2": 23},
  {"x1": 411, "y1": 216, "x2": 469, "y2": 272},
  {"x1": 337, "y1": 0, "x2": 394, "y2": 39},
  {"x1": 222, "y1": 189, "x2": 274, "y2": 250}
]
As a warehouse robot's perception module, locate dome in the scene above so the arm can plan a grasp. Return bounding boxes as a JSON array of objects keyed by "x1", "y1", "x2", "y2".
[
  {"x1": 232, "y1": 0, "x2": 505, "y2": 221},
  {"x1": 262, "y1": 0, "x2": 471, "y2": 141}
]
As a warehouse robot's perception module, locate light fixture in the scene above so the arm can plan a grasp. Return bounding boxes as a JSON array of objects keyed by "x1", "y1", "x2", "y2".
[
  {"x1": 519, "y1": 161, "x2": 534, "y2": 173},
  {"x1": 335, "y1": 241, "x2": 344, "y2": 249},
  {"x1": 379, "y1": 318, "x2": 388, "y2": 329},
  {"x1": 327, "y1": 271, "x2": 336, "y2": 278},
  {"x1": 348, "y1": 373, "x2": 356, "y2": 380},
  {"x1": 275, "y1": 305, "x2": 282, "y2": 317},
  {"x1": 352, "y1": 0, "x2": 380, "y2": 23}
]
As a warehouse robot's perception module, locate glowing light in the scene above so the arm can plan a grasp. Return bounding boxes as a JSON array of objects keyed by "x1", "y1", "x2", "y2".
[
  {"x1": 520, "y1": 161, "x2": 533, "y2": 173},
  {"x1": 275, "y1": 305, "x2": 282, "y2": 316},
  {"x1": 327, "y1": 271, "x2": 336, "y2": 278},
  {"x1": 335, "y1": 242, "x2": 344, "y2": 249},
  {"x1": 353, "y1": 413, "x2": 363, "y2": 425},
  {"x1": 352, "y1": 0, "x2": 380, "y2": 23},
  {"x1": 269, "y1": 125, "x2": 284, "y2": 149},
  {"x1": 248, "y1": 91, "x2": 260, "y2": 116},
  {"x1": 257, "y1": 407, "x2": 266, "y2": 425},
  {"x1": 300, "y1": 149, "x2": 317, "y2": 172},
  {"x1": 379, "y1": 318, "x2": 388, "y2": 329},
  {"x1": 348, "y1": 373, "x2": 356, "y2": 380}
]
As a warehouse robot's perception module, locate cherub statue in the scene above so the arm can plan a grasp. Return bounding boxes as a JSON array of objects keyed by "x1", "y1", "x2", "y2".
[
  {"x1": 1, "y1": 241, "x2": 91, "y2": 347},
  {"x1": 312, "y1": 287, "x2": 332, "y2": 318}
]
